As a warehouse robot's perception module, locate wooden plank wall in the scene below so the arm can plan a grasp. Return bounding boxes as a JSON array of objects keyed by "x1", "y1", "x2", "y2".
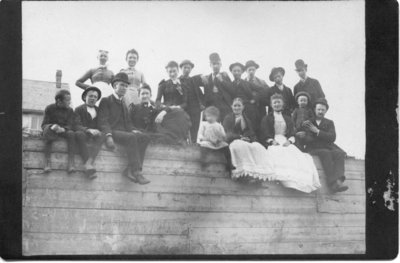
[{"x1": 22, "y1": 138, "x2": 365, "y2": 255}]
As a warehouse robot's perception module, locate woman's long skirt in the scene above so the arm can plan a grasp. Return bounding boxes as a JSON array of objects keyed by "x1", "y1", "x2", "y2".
[
  {"x1": 267, "y1": 135, "x2": 321, "y2": 193},
  {"x1": 229, "y1": 139, "x2": 275, "y2": 181},
  {"x1": 155, "y1": 108, "x2": 192, "y2": 145}
]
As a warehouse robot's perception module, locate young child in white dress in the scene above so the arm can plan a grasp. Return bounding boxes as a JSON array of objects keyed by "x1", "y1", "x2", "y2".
[{"x1": 198, "y1": 106, "x2": 234, "y2": 174}]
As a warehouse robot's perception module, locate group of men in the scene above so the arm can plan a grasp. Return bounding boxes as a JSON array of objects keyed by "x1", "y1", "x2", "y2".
[{"x1": 41, "y1": 52, "x2": 348, "y2": 192}]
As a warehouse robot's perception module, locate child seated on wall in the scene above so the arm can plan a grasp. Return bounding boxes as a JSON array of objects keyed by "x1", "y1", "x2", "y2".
[
  {"x1": 197, "y1": 106, "x2": 235, "y2": 174},
  {"x1": 292, "y1": 91, "x2": 314, "y2": 151}
]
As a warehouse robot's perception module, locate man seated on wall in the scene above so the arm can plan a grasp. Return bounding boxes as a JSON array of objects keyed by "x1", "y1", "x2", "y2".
[
  {"x1": 98, "y1": 72, "x2": 150, "y2": 184},
  {"x1": 303, "y1": 98, "x2": 348, "y2": 193},
  {"x1": 74, "y1": 86, "x2": 106, "y2": 179},
  {"x1": 41, "y1": 89, "x2": 88, "y2": 174}
]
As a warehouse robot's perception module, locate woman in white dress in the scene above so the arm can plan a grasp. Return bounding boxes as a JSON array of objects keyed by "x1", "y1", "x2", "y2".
[
  {"x1": 222, "y1": 98, "x2": 275, "y2": 182},
  {"x1": 75, "y1": 50, "x2": 114, "y2": 98},
  {"x1": 259, "y1": 93, "x2": 321, "y2": 193}
]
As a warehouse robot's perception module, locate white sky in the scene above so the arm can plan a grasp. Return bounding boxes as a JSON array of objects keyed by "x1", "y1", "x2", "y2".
[{"x1": 22, "y1": 0, "x2": 365, "y2": 158}]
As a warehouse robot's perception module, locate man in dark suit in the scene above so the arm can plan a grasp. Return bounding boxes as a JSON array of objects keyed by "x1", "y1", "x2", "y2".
[
  {"x1": 303, "y1": 98, "x2": 348, "y2": 193},
  {"x1": 98, "y1": 72, "x2": 150, "y2": 184},
  {"x1": 267, "y1": 67, "x2": 295, "y2": 116},
  {"x1": 179, "y1": 59, "x2": 205, "y2": 142},
  {"x1": 200, "y1": 52, "x2": 234, "y2": 122},
  {"x1": 293, "y1": 59, "x2": 325, "y2": 106},
  {"x1": 74, "y1": 86, "x2": 105, "y2": 179}
]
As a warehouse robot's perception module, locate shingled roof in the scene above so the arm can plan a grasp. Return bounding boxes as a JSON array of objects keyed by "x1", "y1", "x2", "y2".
[{"x1": 23, "y1": 79, "x2": 69, "y2": 113}]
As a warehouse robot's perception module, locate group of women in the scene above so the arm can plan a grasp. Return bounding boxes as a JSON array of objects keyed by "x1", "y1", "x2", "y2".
[{"x1": 75, "y1": 49, "x2": 323, "y2": 193}]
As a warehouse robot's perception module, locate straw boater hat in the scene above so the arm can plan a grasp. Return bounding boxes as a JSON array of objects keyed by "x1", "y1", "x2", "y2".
[
  {"x1": 81, "y1": 86, "x2": 102, "y2": 102},
  {"x1": 314, "y1": 98, "x2": 329, "y2": 110},
  {"x1": 295, "y1": 59, "x2": 308, "y2": 71},
  {"x1": 269, "y1": 67, "x2": 285, "y2": 82},
  {"x1": 229, "y1": 62, "x2": 245, "y2": 72},
  {"x1": 179, "y1": 59, "x2": 195, "y2": 68},
  {"x1": 244, "y1": 60, "x2": 260, "y2": 70},
  {"x1": 295, "y1": 91, "x2": 311, "y2": 103},
  {"x1": 111, "y1": 72, "x2": 130, "y2": 86}
]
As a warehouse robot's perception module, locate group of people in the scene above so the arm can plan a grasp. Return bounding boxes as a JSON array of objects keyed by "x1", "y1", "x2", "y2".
[{"x1": 41, "y1": 49, "x2": 348, "y2": 193}]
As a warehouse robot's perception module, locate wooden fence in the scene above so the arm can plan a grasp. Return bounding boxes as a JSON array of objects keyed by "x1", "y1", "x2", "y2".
[{"x1": 22, "y1": 138, "x2": 365, "y2": 255}]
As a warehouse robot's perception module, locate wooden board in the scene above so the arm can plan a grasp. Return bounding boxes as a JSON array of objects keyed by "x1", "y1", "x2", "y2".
[
  {"x1": 25, "y1": 169, "x2": 314, "y2": 198},
  {"x1": 317, "y1": 194, "x2": 366, "y2": 214},
  {"x1": 189, "y1": 240, "x2": 366, "y2": 254},
  {"x1": 23, "y1": 207, "x2": 365, "y2": 235},
  {"x1": 23, "y1": 232, "x2": 189, "y2": 255}
]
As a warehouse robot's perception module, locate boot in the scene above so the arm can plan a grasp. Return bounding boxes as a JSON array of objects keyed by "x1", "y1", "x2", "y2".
[
  {"x1": 330, "y1": 180, "x2": 349, "y2": 193},
  {"x1": 123, "y1": 166, "x2": 138, "y2": 183},
  {"x1": 85, "y1": 158, "x2": 96, "y2": 178},
  {"x1": 67, "y1": 158, "x2": 76, "y2": 174},
  {"x1": 133, "y1": 171, "x2": 150, "y2": 185},
  {"x1": 43, "y1": 158, "x2": 52, "y2": 173}
]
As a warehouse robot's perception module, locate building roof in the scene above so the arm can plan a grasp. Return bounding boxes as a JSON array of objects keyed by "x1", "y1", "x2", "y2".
[{"x1": 23, "y1": 79, "x2": 69, "y2": 112}]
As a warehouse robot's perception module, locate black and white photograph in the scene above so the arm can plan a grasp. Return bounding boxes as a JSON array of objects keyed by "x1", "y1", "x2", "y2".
[{"x1": 0, "y1": 0, "x2": 398, "y2": 259}]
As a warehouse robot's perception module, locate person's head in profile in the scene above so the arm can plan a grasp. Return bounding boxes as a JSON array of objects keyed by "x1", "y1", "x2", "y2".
[
  {"x1": 111, "y1": 72, "x2": 130, "y2": 98},
  {"x1": 138, "y1": 84, "x2": 152, "y2": 104}
]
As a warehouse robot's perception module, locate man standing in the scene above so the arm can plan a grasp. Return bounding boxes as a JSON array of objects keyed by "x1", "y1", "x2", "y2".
[
  {"x1": 201, "y1": 52, "x2": 233, "y2": 122},
  {"x1": 293, "y1": 59, "x2": 325, "y2": 106},
  {"x1": 244, "y1": 60, "x2": 270, "y2": 125},
  {"x1": 268, "y1": 67, "x2": 295, "y2": 116},
  {"x1": 179, "y1": 60, "x2": 204, "y2": 142},
  {"x1": 74, "y1": 86, "x2": 105, "y2": 179},
  {"x1": 98, "y1": 72, "x2": 150, "y2": 184},
  {"x1": 303, "y1": 98, "x2": 348, "y2": 193}
]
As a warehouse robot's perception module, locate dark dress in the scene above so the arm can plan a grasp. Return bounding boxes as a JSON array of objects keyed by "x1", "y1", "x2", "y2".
[
  {"x1": 180, "y1": 74, "x2": 204, "y2": 142},
  {"x1": 304, "y1": 117, "x2": 347, "y2": 186},
  {"x1": 74, "y1": 104, "x2": 106, "y2": 160},
  {"x1": 246, "y1": 76, "x2": 271, "y2": 121},
  {"x1": 98, "y1": 95, "x2": 150, "y2": 172},
  {"x1": 268, "y1": 84, "x2": 295, "y2": 116},
  {"x1": 202, "y1": 73, "x2": 234, "y2": 122},
  {"x1": 155, "y1": 79, "x2": 192, "y2": 144},
  {"x1": 259, "y1": 112, "x2": 295, "y2": 148},
  {"x1": 293, "y1": 77, "x2": 325, "y2": 106},
  {"x1": 41, "y1": 104, "x2": 87, "y2": 162},
  {"x1": 231, "y1": 79, "x2": 260, "y2": 132}
]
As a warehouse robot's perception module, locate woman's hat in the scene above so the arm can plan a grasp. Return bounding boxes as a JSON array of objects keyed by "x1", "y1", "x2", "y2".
[
  {"x1": 269, "y1": 67, "x2": 285, "y2": 81},
  {"x1": 295, "y1": 91, "x2": 311, "y2": 103},
  {"x1": 229, "y1": 62, "x2": 245, "y2": 72},
  {"x1": 314, "y1": 98, "x2": 329, "y2": 110},
  {"x1": 111, "y1": 72, "x2": 130, "y2": 86},
  {"x1": 245, "y1": 60, "x2": 259, "y2": 70},
  {"x1": 209, "y1": 52, "x2": 221, "y2": 63},
  {"x1": 179, "y1": 59, "x2": 195, "y2": 68},
  {"x1": 295, "y1": 59, "x2": 308, "y2": 71},
  {"x1": 81, "y1": 86, "x2": 102, "y2": 102},
  {"x1": 165, "y1": 60, "x2": 179, "y2": 69}
]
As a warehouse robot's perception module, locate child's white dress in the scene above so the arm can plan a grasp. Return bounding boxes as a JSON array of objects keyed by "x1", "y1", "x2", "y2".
[{"x1": 197, "y1": 121, "x2": 228, "y2": 149}]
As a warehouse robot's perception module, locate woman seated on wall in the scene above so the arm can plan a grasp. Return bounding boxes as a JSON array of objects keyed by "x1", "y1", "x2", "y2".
[
  {"x1": 154, "y1": 61, "x2": 191, "y2": 145},
  {"x1": 259, "y1": 93, "x2": 321, "y2": 193},
  {"x1": 223, "y1": 97, "x2": 275, "y2": 183},
  {"x1": 75, "y1": 50, "x2": 114, "y2": 98}
]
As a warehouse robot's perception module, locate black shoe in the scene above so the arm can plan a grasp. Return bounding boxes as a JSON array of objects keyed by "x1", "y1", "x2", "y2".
[
  {"x1": 123, "y1": 167, "x2": 138, "y2": 183},
  {"x1": 330, "y1": 182, "x2": 349, "y2": 193},
  {"x1": 133, "y1": 171, "x2": 150, "y2": 185}
]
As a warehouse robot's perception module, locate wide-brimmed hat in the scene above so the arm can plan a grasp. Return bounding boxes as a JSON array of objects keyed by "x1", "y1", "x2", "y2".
[
  {"x1": 209, "y1": 52, "x2": 221, "y2": 63},
  {"x1": 295, "y1": 59, "x2": 308, "y2": 71},
  {"x1": 179, "y1": 59, "x2": 194, "y2": 68},
  {"x1": 269, "y1": 67, "x2": 285, "y2": 81},
  {"x1": 229, "y1": 62, "x2": 245, "y2": 72},
  {"x1": 111, "y1": 72, "x2": 130, "y2": 86},
  {"x1": 245, "y1": 60, "x2": 259, "y2": 70},
  {"x1": 314, "y1": 98, "x2": 329, "y2": 110},
  {"x1": 295, "y1": 91, "x2": 311, "y2": 103},
  {"x1": 81, "y1": 86, "x2": 102, "y2": 102},
  {"x1": 165, "y1": 60, "x2": 179, "y2": 69}
]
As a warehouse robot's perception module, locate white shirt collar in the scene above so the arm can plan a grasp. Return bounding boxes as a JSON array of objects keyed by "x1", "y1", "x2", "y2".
[
  {"x1": 86, "y1": 106, "x2": 97, "y2": 119},
  {"x1": 277, "y1": 84, "x2": 284, "y2": 90}
]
